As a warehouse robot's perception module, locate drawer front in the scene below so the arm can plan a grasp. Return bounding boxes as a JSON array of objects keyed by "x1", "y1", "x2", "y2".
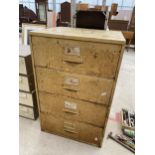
[
  {"x1": 19, "y1": 105, "x2": 34, "y2": 119},
  {"x1": 19, "y1": 75, "x2": 35, "y2": 92},
  {"x1": 32, "y1": 37, "x2": 121, "y2": 78},
  {"x1": 19, "y1": 55, "x2": 33, "y2": 75},
  {"x1": 40, "y1": 113, "x2": 103, "y2": 146},
  {"x1": 39, "y1": 92, "x2": 107, "y2": 127},
  {"x1": 19, "y1": 57, "x2": 27, "y2": 75},
  {"x1": 36, "y1": 68, "x2": 113, "y2": 105},
  {"x1": 19, "y1": 91, "x2": 34, "y2": 107}
]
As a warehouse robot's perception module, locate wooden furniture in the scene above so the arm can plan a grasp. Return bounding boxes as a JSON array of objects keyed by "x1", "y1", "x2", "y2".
[
  {"x1": 76, "y1": 3, "x2": 89, "y2": 11},
  {"x1": 128, "y1": 6, "x2": 135, "y2": 45},
  {"x1": 76, "y1": 11, "x2": 106, "y2": 30},
  {"x1": 108, "y1": 20, "x2": 129, "y2": 31},
  {"x1": 35, "y1": 0, "x2": 48, "y2": 24},
  {"x1": 19, "y1": 45, "x2": 38, "y2": 119},
  {"x1": 30, "y1": 27, "x2": 125, "y2": 147},
  {"x1": 108, "y1": 3, "x2": 118, "y2": 20},
  {"x1": 94, "y1": 5, "x2": 109, "y2": 11},
  {"x1": 22, "y1": 23, "x2": 46, "y2": 45},
  {"x1": 19, "y1": 4, "x2": 37, "y2": 27},
  {"x1": 122, "y1": 31, "x2": 134, "y2": 51},
  {"x1": 57, "y1": 1, "x2": 71, "y2": 27}
]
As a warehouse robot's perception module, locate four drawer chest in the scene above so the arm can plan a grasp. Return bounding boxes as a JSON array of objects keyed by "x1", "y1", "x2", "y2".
[
  {"x1": 30, "y1": 27, "x2": 125, "y2": 147},
  {"x1": 19, "y1": 45, "x2": 39, "y2": 119}
]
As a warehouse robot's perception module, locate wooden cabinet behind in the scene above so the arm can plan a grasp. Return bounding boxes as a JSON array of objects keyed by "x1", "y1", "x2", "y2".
[
  {"x1": 30, "y1": 27, "x2": 125, "y2": 147},
  {"x1": 19, "y1": 47, "x2": 39, "y2": 120}
]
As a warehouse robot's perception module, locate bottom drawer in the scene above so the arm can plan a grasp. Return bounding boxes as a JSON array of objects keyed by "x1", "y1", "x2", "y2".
[
  {"x1": 19, "y1": 104, "x2": 38, "y2": 120},
  {"x1": 40, "y1": 113, "x2": 104, "y2": 147}
]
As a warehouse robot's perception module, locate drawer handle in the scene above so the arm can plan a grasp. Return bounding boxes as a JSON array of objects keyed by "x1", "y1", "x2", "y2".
[
  {"x1": 63, "y1": 109, "x2": 78, "y2": 115},
  {"x1": 63, "y1": 58, "x2": 83, "y2": 64},
  {"x1": 63, "y1": 86, "x2": 79, "y2": 92},
  {"x1": 63, "y1": 126, "x2": 78, "y2": 134}
]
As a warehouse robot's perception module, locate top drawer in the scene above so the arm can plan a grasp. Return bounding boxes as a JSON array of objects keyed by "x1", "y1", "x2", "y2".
[
  {"x1": 31, "y1": 37, "x2": 121, "y2": 78},
  {"x1": 19, "y1": 55, "x2": 33, "y2": 75}
]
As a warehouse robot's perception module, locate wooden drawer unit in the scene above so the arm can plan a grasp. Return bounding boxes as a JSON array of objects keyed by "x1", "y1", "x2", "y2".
[
  {"x1": 30, "y1": 27, "x2": 125, "y2": 147},
  {"x1": 19, "y1": 55, "x2": 33, "y2": 75},
  {"x1": 19, "y1": 74, "x2": 35, "y2": 92},
  {"x1": 40, "y1": 113, "x2": 103, "y2": 147},
  {"x1": 32, "y1": 37, "x2": 121, "y2": 78},
  {"x1": 19, "y1": 90, "x2": 36, "y2": 107},
  {"x1": 39, "y1": 92, "x2": 107, "y2": 127},
  {"x1": 19, "y1": 46, "x2": 39, "y2": 120},
  {"x1": 36, "y1": 68, "x2": 113, "y2": 105}
]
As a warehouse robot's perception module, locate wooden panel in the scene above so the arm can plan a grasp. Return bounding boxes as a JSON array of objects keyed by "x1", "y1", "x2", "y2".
[
  {"x1": 19, "y1": 104, "x2": 35, "y2": 119},
  {"x1": 32, "y1": 37, "x2": 121, "y2": 78},
  {"x1": 40, "y1": 112, "x2": 103, "y2": 147},
  {"x1": 30, "y1": 27, "x2": 126, "y2": 45},
  {"x1": 39, "y1": 92, "x2": 107, "y2": 127},
  {"x1": 19, "y1": 55, "x2": 33, "y2": 75},
  {"x1": 19, "y1": 74, "x2": 35, "y2": 92},
  {"x1": 36, "y1": 68, "x2": 113, "y2": 105},
  {"x1": 108, "y1": 20, "x2": 129, "y2": 31}
]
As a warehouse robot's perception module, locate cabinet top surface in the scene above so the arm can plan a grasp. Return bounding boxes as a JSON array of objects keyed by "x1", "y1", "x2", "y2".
[{"x1": 30, "y1": 27, "x2": 125, "y2": 45}]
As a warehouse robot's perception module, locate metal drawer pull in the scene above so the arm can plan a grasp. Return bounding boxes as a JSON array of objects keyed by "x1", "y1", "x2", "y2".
[{"x1": 63, "y1": 109, "x2": 78, "y2": 115}]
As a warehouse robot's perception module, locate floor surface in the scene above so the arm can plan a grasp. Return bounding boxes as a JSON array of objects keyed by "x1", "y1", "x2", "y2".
[{"x1": 19, "y1": 49, "x2": 135, "y2": 155}]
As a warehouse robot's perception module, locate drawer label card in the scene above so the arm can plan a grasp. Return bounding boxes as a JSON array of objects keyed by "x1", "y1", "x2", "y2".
[
  {"x1": 64, "y1": 76, "x2": 79, "y2": 86},
  {"x1": 64, "y1": 47, "x2": 80, "y2": 56},
  {"x1": 64, "y1": 101, "x2": 77, "y2": 110}
]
